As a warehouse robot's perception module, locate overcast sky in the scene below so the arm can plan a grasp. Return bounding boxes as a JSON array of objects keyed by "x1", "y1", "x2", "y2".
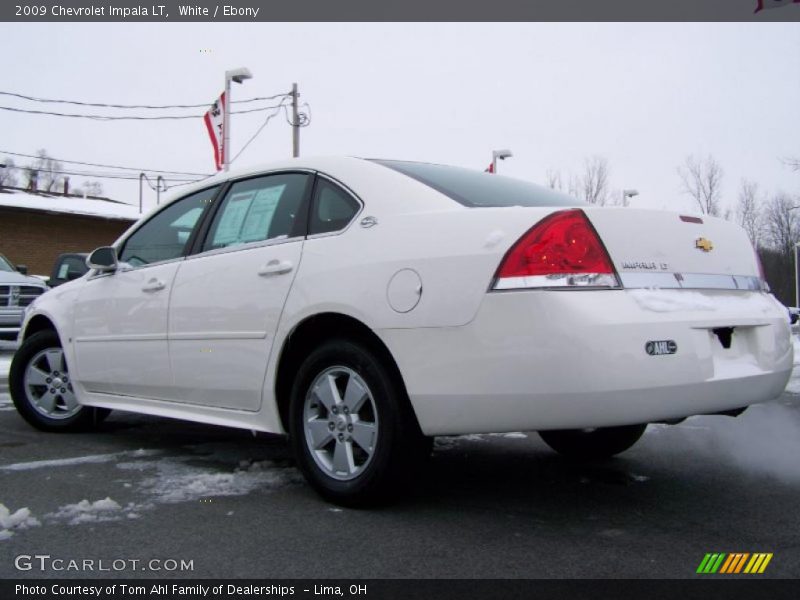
[{"x1": 1, "y1": 22, "x2": 798, "y2": 214}]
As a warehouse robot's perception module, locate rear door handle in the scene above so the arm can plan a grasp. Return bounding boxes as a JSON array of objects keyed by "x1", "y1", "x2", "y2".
[
  {"x1": 258, "y1": 260, "x2": 293, "y2": 277},
  {"x1": 142, "y1": 278, "x2": 166, "y2": 292}
]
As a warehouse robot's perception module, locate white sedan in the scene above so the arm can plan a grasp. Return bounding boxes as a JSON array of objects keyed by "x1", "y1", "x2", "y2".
[{"x1": 10, "y1": 157, "x2": 793, "y2": 505}]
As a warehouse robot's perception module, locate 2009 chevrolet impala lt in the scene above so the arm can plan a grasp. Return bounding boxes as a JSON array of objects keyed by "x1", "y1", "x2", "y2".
[{"x1": 10, "y1": 157, "x2": 793, "y2": 505}]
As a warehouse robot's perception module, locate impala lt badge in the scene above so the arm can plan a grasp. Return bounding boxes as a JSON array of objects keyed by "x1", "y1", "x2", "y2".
[
  {"x1": 695, "y1": 238, "x2": 714, "y2": 252},
  {"x1": 646, "y1": 340, "x2": 677, "y2": 356}
]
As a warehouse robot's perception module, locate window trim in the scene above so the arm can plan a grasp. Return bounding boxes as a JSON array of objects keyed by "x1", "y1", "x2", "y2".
[{"x1": 306, "y1": 173, "x2": 364, "y2": 240}]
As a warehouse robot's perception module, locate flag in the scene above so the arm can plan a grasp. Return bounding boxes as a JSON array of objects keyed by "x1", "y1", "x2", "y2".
[
  {"x1": 755, "y1": 0, "x2": 800, "y2": 12},
  {"x1": 484, "y1": 163, "x2": 494, "y2": 174},
  {"x1": 204, "y1": 91, "x2": 226, "y2": 171}
]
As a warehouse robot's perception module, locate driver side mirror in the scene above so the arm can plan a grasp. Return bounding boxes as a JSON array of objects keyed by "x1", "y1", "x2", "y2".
[
  {"x1": 87, "y1": 247, "x2": 119, "y2": 273},
  {"x1": 16, "y1": 264, "x2": 28, "y2": 275}
]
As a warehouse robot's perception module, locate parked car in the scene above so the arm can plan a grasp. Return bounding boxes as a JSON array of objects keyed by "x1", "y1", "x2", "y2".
[
  {"x1": 9, "y1": 157, "x2": 793, "y2": 505},
  {"x1": 0, "y1": 253, "x2": 48, "y2": 342},
  {"x1": 48, "y1": 253, "x2": 89, "y2": 288}
]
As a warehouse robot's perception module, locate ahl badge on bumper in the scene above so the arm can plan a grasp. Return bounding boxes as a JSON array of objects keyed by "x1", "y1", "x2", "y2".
[{"x1": 646, "y1": 340, "x2": 678, "y2": 356}]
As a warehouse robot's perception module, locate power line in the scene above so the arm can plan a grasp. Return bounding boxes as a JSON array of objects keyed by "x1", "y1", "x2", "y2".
[
  {"x1": 2, "y1": 164, "x2": 199, "y2": 182},
  {"x1": 0, "y1": 90, "x2": 291, "y2": 109},
  {"x1": 0, "y1": 149, "x2": 211, "y2": 177},
  {"x1": 231, "y1": 99, "x2": 291, "y2": 164},
  {"x1": 0, "y1": 102, "x2": 290, "y2": 120}
]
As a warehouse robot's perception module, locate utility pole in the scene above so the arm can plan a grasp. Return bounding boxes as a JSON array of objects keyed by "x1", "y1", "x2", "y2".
[{"x1": 291, "y1": 83, "x2": 300, "y2": 158}]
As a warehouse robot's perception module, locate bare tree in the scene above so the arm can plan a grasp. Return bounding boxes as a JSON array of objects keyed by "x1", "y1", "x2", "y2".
[
  {"x1": 545, "y1": 168, "x2": 562, "y2": 191},
  {"x1": 580, "y1": 156, "x2": 610, "y2": 206},
  {"x1": 567, "y1": 173, "x2": 581, "y2": 199},
  {"x1": 29, "y1": 149, "x2": 64, "y2": 192},
  {"x1": 678, "y1": 154, "x2": 724, "y2": 216},
  {"x1": 0, "y1": 158, "x2": 17, "y2": 188},
  {"x1": 763, "y1": 192, "x2": 800, "y2": 256},
  {"x1": 736, "y1": 179, "x2": 764, "y2": 247},
  {"x1": 83, "y1": 181, "x2": 104, "y2": 196}
]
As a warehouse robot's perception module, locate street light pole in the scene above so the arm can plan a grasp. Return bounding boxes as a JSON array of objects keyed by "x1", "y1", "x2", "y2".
[
  {"x1": 291, "y1": 83, "x2": 300, "y2": 158},
  {"x1": 491, "y1": 149, "x2": 513, "y2": 174},
  {"x1": 622, "y1": 189, "x2": 639, "y2": 206},
  {"x1": 223, "y1": 67, "x2": 253, "y2": 171},
  {"x1": 795, "y1": 242, "x2": 799, "y2": 308}
]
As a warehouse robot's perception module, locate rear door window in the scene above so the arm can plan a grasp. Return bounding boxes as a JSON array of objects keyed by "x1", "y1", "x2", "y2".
[{"x1": 308, "y1": 179, "x2": 360, "y2": 235}]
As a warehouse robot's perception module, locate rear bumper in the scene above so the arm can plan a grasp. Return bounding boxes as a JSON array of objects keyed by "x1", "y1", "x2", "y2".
[{"x1": 378, "y1": 289, "x2": 793, "y2": 436}]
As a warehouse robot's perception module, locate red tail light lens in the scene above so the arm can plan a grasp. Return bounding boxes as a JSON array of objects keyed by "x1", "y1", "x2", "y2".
[
  {"x1": 754, "y1": 247, "x2": 770, "y2": 292},
  {"x1": 493, "y1": 209, "x2": 619, "y2": 290}
]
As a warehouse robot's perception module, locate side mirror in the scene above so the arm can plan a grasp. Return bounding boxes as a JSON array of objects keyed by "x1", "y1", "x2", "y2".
[
  {"x1": 16, "y1": 264, "x2": 28, "y2": 275},
  {"x1": 87, "y1": 247, "x2": 118, "y2": 272}
]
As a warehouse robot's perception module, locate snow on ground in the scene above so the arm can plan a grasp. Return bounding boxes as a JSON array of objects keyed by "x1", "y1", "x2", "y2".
[
  {"x1": 46, "y1": 497, "x2": 139, "y2": 526},
  {"x1": 0, "y1": 504, "x2": 40, "y2": 540},
  {"x1": 117, "y1": 456, "x2": 302, "y2": 505}
]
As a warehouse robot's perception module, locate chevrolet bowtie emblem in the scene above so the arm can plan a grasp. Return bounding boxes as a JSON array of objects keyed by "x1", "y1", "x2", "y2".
[{"x1": 695, "y1": 237, "x2": 714, "y2": 252}]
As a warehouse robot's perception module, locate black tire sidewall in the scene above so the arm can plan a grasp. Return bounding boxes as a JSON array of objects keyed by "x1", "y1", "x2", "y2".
[{"x1": 289, "y1": 339, "x2": 413, "y2": 506}]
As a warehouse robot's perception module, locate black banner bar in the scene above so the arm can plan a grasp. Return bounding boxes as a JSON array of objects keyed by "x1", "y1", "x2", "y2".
[
  {"x1": 3, "y1": 579, "x2": 800, "y2": 600},
  {"x1": 2, "y1": 0, "x2": 800, "y2": 22}
]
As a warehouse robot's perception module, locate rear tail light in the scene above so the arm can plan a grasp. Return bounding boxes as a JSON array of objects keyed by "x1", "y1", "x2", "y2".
[
  {"x1": 754, "y1": 248, "x2": 770, "y2": 292},
  {"x1": 492, "y1": 209, "x2": 620, "y2": 290}
]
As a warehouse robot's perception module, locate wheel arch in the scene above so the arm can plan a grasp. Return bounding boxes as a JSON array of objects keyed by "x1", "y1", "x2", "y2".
[
  {"x1": 23, "y1": 314, "x2": 58, "y2": 340},
  {"x1": 274, "y1": 312, "x2": 415, "y2": 434}
]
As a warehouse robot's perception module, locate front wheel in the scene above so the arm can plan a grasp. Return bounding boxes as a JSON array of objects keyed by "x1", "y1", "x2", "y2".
[
  {"x1": 289, "y1": 339, "x2": 428, "y2": 506},
  {"x1": 538, "y1": 424, "x2": 647, "y2": 460},
  {"x1": 10, "y1": 330, "x2": 109, "y2": 432}
]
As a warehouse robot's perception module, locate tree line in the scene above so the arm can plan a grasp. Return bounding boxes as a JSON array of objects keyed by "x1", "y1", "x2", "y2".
[{"x1": 0, "y1": 149, "x2": 103, "y2": 197}]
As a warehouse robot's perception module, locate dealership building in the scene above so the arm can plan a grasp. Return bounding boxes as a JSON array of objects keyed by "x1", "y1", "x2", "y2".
[{"x1": 0, "y1": 187, "x2": 139, "y2": 276}]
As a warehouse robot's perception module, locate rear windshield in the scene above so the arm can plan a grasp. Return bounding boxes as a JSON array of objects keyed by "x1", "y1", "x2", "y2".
[{"x1": 372, "y1": 159, "x2": 583, "y2": 208}]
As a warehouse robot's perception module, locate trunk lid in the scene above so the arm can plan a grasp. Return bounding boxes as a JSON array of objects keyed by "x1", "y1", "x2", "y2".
[{"x1": 583, "y1": 207, "x2": 761, "y2": 290}]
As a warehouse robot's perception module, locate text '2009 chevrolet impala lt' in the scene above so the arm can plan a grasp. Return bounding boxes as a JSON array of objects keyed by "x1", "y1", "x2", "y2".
[{"x1": 10, "y1": 157, "x2": 792, "y2": 505}]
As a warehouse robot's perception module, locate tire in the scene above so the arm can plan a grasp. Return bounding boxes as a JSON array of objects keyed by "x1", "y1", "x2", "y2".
[
  {"x1": 538, "y1": 424, "x2": 647, "y2": 460},
  {"x1": 289, "y1": 338, "x2": 428, "y2": 507},
  {"x1": 9, "y1": 330, "x2": 110, "y2": 432}
]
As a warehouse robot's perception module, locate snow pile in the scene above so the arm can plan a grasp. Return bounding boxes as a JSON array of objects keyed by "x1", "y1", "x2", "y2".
[
  {"x1": 117, "y1": 457, "x2": 301, "y2": 505},
  {"x1": 0, "y1": 504, "x2": 40, "y2": 540},
  {"x1": 47, "y1": 497, "x2": 138, "y2": 525}
]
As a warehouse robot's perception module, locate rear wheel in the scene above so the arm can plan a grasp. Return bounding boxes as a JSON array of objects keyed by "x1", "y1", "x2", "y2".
[
  {"x1": 289, "y1": 338, "x2": 428, "y2": 506},
  {"x1": 10, "y1": 330, "x2": 110, "y2": 432},
  {"x1": 538, "y1": 424, "x2": 647, "y2": 459}
]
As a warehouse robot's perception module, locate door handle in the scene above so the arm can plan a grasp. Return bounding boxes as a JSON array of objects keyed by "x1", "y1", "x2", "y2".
[
  {"x1": 258, "y1": 260, "x2": 293, "y2": 277},
  {"x1": 142, "y1": 278, "x2": 166, "y2": 292}
]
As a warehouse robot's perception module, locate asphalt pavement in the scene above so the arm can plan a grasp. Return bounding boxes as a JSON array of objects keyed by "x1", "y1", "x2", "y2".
[{"x1": 1, "y1": 345, "x2": 799, "y2": 579}]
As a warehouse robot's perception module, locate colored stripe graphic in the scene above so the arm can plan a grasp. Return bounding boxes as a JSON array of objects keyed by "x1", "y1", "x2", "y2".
[
  {"x1": 698, "y1": 553, "x2": 773, "y2": 574},
  {"x1": 744, "y1": 553, "x2": 773, "y2": 574},
  {"x1": 697, "y1": 553, "x2": 727, "y2": 573}
]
